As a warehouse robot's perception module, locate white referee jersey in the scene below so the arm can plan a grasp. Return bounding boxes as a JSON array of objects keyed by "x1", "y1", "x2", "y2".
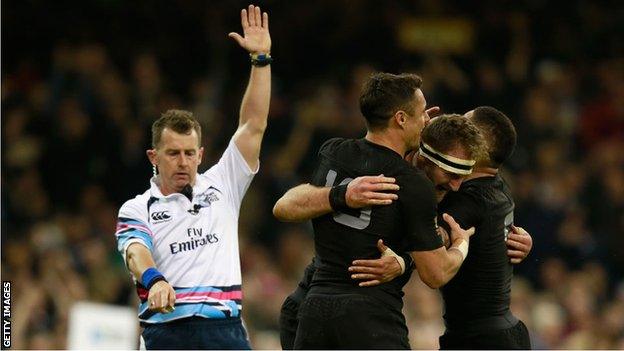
[{"x1": 115, "y1": 139, "x2": 257, "y2": 323}]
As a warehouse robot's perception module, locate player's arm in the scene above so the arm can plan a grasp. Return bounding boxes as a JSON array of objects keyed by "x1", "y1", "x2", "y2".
[
  {"x1": 126, "y1": 243, "x2": 176, "y2": 314},
  {"x1": 229, "y1": 5, "x2": 272, "y2": 170},
  {"x1": 507, "y1": 225, "x2": 533, "y2": 264},
  {"x1": 396, "y1": 174, "x2": 475, "y2": 289},
  {"x1": 272, "y1": 175, "x2": 400, "y2": 222},
  {"x1": 411, "y1": 190, "x2": 483, "y2": 289},
  {"x1": 273, "y1": 184, "x2": 332, "y2": 222},
  {"x1": 410, "y1": 213, "x2": 474, "y2": 288},
  {"x1": 348, "y1": 225, "x2": 470, "y2": 288}
]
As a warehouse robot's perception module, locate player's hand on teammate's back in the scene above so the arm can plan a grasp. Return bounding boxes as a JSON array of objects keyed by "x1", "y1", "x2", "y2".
[
  {"x1": 506, "y1": 225, "x2": 533, "y2": 264},
  {"x1": 442, "y1": 213, "x2": 475, "y2": 244},
  {"x1": 228, "y1": 5, "x2": 271, "y2": 54},
  {"x1": 148, "y1": 280, "x2": 176, "y2": 314},
  {"x1": 346, "y1": 175, "x2": 400, "y2": 208},
  {"x1": 348, "y1": 239, "x2": 403, "y2": 287},
  {"x1": 437, "y1": 225, "x2": 451, "y2": 248},
  {"x1": 425, "y1": 106, "x2": 441, "y2": 120}
]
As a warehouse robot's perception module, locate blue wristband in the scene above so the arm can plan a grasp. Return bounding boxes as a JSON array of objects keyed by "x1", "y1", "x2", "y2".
[
  {"x1": 250, "y1": 52, "x2": 273, "y2": 66},
  {"x1": 141, "y1": 267, "x2": 166, "y2": 289}
]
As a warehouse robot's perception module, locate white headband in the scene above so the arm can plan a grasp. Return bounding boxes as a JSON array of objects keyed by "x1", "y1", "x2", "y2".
[{"x1": 419, "y1": 142, "x2": 475, "y2": 175}]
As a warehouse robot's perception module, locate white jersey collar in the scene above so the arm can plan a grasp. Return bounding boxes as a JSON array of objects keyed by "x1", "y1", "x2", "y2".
[{"x1": 149, "y1": 174, "x2": 211, "y2": 199}]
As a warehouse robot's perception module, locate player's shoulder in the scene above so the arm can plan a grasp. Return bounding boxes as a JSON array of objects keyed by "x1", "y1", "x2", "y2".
[
  {"x1": 318, "y1": 137, "x2": 353, "y2": 156},
  {"x1": 319, "y1": 138, "x2": 407, "y2": 170},
  {"x1": 460, "y1": 175, "x2": 514, "y2": 211},
  {"x1": 456, "y1": 176, "x2": 505, "y2": 202},
  {"x1": 318, "y1": 137, "x2": 386, "y2": 156},
  {"x1": 441, "y1": 181, "x2": 483, "y2": 210},
  {"x1": 397, "y1": 166, "x2": 436, "y2": 197},
  {"x1": 317, "y1": 138, "x2": 367, "y2": 170}
]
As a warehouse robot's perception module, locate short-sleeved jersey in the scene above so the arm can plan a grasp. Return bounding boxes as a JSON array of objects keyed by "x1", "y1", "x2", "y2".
[
  {"x1": 309, "y1": 138, "x2": 442, "y2": 310},
  {"x1": 115, "y1": 139, "x2": 257, "y2": 324},
  {"x1": 438, "y1": 175, "x2": 515, "y2": 331}
]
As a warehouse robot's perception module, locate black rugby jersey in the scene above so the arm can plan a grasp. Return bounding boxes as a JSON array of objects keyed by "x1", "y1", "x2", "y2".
[
  {"x1": 438, "y1": 174, "x2": 515, "y2": 331},
  {"x1": 309, "y1": 138, "x2": 443, "y2": 309},
  {"x1": 288, "y1": 258, "x2": 317, "y2": 304}
]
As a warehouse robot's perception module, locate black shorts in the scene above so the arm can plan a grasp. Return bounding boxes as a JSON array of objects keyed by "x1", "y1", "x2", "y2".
[
  {"x1": 294, "y1": 293, "x2": 410, "y2": 350},
  {"x1": 279, "y1": 294, "x2": 301, "y2": 350},
  {"x1": 439, "y1": 319, "x2": 531, "y2": 350}
]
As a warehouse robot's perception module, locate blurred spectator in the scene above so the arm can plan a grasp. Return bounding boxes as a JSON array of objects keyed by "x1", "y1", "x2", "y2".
[{"x1": 2, "y1": 0, "x2": 623, "y2": 348}]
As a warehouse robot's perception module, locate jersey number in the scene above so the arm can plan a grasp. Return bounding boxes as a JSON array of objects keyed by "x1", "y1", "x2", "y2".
[{"x1": 325, "y1": 170, "x2": 371, "y2": 229}]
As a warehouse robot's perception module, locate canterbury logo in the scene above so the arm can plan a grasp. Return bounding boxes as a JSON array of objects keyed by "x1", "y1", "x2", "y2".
[{"x1": 151, "y1": 211, "x2": 172, "y2": 222}]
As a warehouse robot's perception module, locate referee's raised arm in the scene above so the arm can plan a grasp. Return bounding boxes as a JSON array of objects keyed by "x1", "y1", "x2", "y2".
[{"x1": 229, "y1": 5, "x2": 272, "y2": 171}]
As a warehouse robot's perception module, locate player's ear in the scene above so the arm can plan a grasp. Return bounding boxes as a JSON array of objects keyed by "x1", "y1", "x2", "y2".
[{"x1": 394, "y1": 111, "x2": 407, "y2": 127}]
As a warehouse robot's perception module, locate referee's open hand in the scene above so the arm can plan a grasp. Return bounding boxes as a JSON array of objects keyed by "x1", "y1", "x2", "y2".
[
  {"x1": 148, "y1": 280, "x2": 176, "y2": 314},
  {"x1": 228, "y1": 5, "x2": 271, "y2": 55}
]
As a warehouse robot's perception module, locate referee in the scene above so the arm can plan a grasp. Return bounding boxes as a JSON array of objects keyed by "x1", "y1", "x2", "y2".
[{"x1": 114, "y1": 5, "x2": 271, "y2": 349}]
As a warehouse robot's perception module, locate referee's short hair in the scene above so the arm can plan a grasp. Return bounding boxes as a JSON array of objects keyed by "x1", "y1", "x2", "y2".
[
  {"x1": 152, "y1": 109, "x2": 202, "y2": 148},
  {"x1": 471, "y1": 106, "x2": 517, "y2": 168},
  {"x1": 359, "y1": 72, "x2": 423, "y2": 131},
  {"x1": 422, "y1": 114, "x2": 487, "y2": 163}
]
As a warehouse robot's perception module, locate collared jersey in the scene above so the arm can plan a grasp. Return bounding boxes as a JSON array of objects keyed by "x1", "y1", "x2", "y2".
[{"x1": 115, "y1": 139, "x2": 257, "y2": 324}]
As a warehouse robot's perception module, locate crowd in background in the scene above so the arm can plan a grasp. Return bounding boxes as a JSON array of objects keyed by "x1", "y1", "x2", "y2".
[{"x1": 2, "y1": 0, "x2": 623, "y2": 349}]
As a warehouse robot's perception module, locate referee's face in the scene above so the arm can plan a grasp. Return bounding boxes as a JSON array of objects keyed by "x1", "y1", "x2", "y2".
[{"x1": 148, "y1": 128, "x2": 204, "y2": 196}]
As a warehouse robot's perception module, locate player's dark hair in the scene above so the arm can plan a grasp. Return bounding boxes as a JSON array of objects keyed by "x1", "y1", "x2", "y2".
[
  {"x1": 422, "y1": 114, "x2": 487, "y2": 162},
  {"x1": 152, "y1": 109, "x2": 202, "y2": 148},
  {"x1": 471, "y1": 106, "x2": 517, "y2": 168},
  {"x1": 359, "y1": 73, "x2": 423, "y2": 131}
]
